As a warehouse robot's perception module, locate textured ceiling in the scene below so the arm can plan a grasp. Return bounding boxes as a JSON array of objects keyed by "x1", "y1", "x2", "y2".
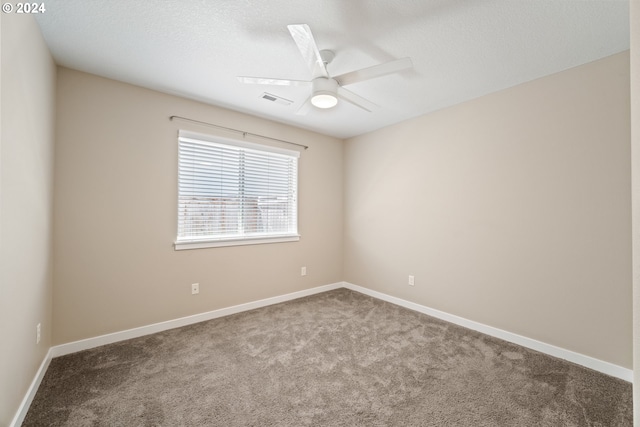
[{"x1": 35, "y1": 0, "x2": 629, "y2": 139}]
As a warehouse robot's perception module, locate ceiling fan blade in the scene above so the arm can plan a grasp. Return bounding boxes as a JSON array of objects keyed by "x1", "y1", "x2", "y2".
[
  {"x1": 287, "y1": 24, "x2": 329, "y2": 79},
  {"x1": 334, "y1": 57, "x2": 413, "y2": 86},
  {"x1": 295, "y1": 96, "x2": 313, "y2": 115},
  {"x1": 337, "y1": 87, "x2": 379, "y2": 112},
  {"x1": 237, "y1": 76, "x2": 311, "y2": 87}
]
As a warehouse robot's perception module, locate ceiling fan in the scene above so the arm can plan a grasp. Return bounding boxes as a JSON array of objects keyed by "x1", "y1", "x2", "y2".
[{"x1": 237, "y1": 24, "x2": 413, "y2": 115}]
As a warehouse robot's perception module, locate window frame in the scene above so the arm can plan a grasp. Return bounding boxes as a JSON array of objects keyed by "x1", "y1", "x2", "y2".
[{"x1": 174, "y1": 130, "x2": 300, "y2": 250}]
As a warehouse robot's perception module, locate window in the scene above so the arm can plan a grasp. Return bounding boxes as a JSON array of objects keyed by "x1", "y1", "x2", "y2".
[{"x1": 175, "y1": 130, "x2": 300, "y2": 250}]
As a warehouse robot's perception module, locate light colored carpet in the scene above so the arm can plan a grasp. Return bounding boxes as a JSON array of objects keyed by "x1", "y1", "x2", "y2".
[{"x1": 23, "y1": 288, "x2": 632, "y2": 426}]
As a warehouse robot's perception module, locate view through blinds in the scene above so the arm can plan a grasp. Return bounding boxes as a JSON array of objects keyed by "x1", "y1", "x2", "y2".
[{"x1": 177, "y1": 131, "x2": 299, "y2": 247}]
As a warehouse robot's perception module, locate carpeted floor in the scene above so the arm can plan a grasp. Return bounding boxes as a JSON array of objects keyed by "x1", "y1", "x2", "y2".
[{"x1": 23, "y1": 288, "x2": 632, "y2": 426}]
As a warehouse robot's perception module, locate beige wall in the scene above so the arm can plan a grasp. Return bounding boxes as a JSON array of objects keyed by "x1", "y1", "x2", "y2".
[
  {"x1": 630, "y1": 0, "x2": 639, "y2": 423},
  {"x1": 344, "y1": 52, "x2": 632, "y2": 368},
  {"x1": 0, "y1": 14, "x2": 56, "y2": 426},
  {"x1": 53, "y1": 68, "x2": 343, "y2": 345}
]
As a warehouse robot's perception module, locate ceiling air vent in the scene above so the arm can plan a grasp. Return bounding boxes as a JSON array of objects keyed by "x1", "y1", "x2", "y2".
[{"x1": 260, "y1": 92, "x2": 293, "y2": 106}]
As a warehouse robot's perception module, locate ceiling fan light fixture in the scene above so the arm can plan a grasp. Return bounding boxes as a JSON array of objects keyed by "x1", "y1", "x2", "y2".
[
  {"x1": 310, "y1": 77, "x2": 339, "y2": 109},
  {"x1": 311, "y1": 92, "x2": 338, "y2": 109}
]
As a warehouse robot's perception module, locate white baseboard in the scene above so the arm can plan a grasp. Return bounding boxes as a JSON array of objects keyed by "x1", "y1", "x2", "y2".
[
  {"x1": 51, "y1": 282, "x2": 343, "y2": 357},
  {"x1": 10, "y1": 348, "x2": 53, "y2": 427},
  {"x1": 16, "y1": 279, "x2": 630, "y2": 426},
  {"x1": 342, "y1": 281, "x2": 633, "y2": 383}
]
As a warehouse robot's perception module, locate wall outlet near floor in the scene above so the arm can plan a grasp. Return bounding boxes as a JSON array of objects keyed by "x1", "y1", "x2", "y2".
[
  {"x1": 301, "y1": 266, "x2": 307, "y2": 276},
  {"x1": 36, "y1": 323, "x2": 41, "y2": 344},
  {"x1": 408, "y1": 275, "x2": 415, "y2": 286},
  {"x1": 191, "y1": 283, "x2": 199, "y2": 295}
]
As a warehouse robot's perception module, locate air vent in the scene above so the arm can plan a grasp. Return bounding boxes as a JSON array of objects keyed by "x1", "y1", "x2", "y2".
[{"x1": 260, "y1": 92, "x2": 293, "y2": 106}]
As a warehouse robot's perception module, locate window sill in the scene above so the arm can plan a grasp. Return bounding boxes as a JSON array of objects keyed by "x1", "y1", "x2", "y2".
[{"x1": 174, "y1": 234, "x2": 300, "y2": 250}]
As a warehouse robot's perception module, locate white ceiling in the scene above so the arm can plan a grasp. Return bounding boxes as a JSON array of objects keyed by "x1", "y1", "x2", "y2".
[{"x1": 35, "y1": 0, "x2": 630, "y2": 139}]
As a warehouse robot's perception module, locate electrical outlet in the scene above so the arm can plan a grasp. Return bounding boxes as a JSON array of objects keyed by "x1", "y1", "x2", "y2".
[
  {"x1": 301, "y1": 266, "x2": 307, "y2": 276},
  {"x1": 408, "y1": 275, "x2": 415, "y2": 286},
  {"x1": 36, "y1": 323, "x2": 41, "y2": 344},
  {"x1": 191, "y1": 283, "x2": 199, "y2": 295}
]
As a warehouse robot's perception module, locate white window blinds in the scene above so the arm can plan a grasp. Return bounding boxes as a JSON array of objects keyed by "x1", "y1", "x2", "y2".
[{"x1": 176, "y1": 130, "x2": 300, "y2": 249}]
